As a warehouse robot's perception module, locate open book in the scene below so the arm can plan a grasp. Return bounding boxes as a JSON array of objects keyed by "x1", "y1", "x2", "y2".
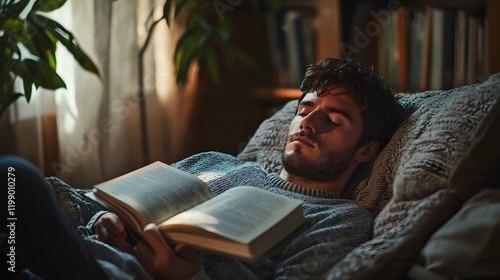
[{"x1": 86, "y1": 161, "x2": 305, "y2": 262}]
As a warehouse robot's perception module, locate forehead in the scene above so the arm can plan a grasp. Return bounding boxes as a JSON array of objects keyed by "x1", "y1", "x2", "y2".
[
  {"x1": 300, "y1": 89, "x2": 359, "y2": 109},
  {"x1": 299, "y1": 89, "x2": 363, "y2": 124}
]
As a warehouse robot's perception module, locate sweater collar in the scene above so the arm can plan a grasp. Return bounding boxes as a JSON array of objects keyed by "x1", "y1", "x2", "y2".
[{"x1": 267, "y1": 173, "x2": 339, "y2": 199}]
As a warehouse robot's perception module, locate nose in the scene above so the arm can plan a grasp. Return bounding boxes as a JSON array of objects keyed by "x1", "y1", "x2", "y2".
[{"x1": 299, "y1": 109, "x2": 321, "y2": 133}]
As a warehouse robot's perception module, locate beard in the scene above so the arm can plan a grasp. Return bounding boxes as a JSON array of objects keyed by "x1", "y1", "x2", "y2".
[{"x1": 281, "y1": 136, "x2": 357, "y2": 183}]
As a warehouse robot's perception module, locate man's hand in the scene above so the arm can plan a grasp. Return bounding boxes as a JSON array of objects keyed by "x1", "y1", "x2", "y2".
[
  {"x1": 94, "y1": 212, "x2": 134, "y2": 253},
  {"x1": 134, "y1": 223, "x2": 203, "y2": 280}
]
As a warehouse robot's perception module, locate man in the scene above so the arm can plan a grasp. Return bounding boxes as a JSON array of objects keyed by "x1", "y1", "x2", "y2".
[
  {"x1": 93, "y1": 57, "x2": 403, "y2": 279},
  {"x1": 1, "y1": 57, "x2": 403, "y2": 280}
]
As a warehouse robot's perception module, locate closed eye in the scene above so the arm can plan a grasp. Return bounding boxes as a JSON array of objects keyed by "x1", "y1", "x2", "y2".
[
  {"x1": 328, "y1": 115, "x2": 344, "y2": 126},
  {"x1": 296, "y1": 106, "x2": 311, "y2": 117}
]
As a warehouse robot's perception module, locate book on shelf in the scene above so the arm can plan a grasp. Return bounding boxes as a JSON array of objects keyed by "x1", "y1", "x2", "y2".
[
  {"x1": 265, "y1": 7, "x2": 316, "y2": 88},
  {"x1": 395, "y1": 7, "x2": 409, "y2": 90},
  {"x1": 364, "y1": 4, "x2": 488, "y2": 91},
  {"x1": 429, "y1": 8, "x2": 444, "y2": 90},
  {"x1": 266, "y1": 11, "x2": 289, "y2": 87},
  {"x1": 466, "y1": 15, "x2": 485, "y2": 85},
  {"x1": 85, "y1": 161, "x2": 306, "y2": 262},
  {"x1": 454, "y1": 9, "x2": 467, "y2": 88},
  {"x1": 284, "y1": 10, "x2": 304, "y2": 88},
  {"x1": 442, "y1": 9, "x2": 456, "y2": 89},
  {"x1": 408, "y1": 8, "x2": 427, "y2": 91},
  {"x1": 420, "y1": 5, "x2": 433, "y2": 91}
]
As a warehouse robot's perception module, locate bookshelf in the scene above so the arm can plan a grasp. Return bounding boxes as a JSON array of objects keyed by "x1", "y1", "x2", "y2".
[
  {"x1": 252, "y1": 0, "x2": 342, "y2": 101},
  {"x1": 251, "y1": 87, "x2": 303, "y2": 100},
  {"x1": 252, "y1": 0, "x2": 499, "y2": 100}
]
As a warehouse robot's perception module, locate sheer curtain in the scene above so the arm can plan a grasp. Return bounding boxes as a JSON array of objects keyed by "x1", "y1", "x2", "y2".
[{"x1": 4, "y1": 0, "x2": 198, "y2": 188}]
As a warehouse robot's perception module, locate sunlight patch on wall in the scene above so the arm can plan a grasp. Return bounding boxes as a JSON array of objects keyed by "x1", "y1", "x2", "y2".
[{"x1": 62, "y1": 109, "x2": 76, "y2": 135}]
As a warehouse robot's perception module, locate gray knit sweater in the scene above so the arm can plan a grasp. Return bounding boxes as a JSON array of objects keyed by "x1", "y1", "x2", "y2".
[
  {"x1": 85, "y1": 152, "x2": 373, "y2": 280},
  {"x1": 171, "y1": 152, "x2": 373, "y2": 280}
]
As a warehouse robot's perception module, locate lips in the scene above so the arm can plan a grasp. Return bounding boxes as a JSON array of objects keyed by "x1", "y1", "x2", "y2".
[{"x1": 290, "y1": 135, "x2": 315, "y2": 147}]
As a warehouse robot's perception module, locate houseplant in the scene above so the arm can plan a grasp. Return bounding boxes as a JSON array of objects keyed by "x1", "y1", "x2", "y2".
[
  {"x1": 136, "y1": 0, "x2": 279, "y2": 162},
  {"x1": 146, "y1": 0, "x2": 280, "y2": 86},
  {"x1": 0, "y1": 0, "x2": 99, "y2": 118}
]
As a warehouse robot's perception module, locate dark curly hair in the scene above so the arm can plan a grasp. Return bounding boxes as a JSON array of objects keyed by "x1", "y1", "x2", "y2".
[{"x1": 299, "y1": 57, "x2": 403, "y2": 150}]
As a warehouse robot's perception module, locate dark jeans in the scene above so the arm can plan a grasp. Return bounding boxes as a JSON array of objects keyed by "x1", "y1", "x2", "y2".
[{"x1": 0, "y1": 155, "x2": 108, "y2": 280}]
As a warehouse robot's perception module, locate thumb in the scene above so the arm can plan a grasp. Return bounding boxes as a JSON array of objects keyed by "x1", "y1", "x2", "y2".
[{"x1": 174, "y1": 244, "x2": 203, "y2": 266}]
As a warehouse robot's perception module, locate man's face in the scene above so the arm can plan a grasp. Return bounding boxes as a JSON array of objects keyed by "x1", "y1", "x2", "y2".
[{"x1": 282, "y1": 89, "x2": 364, "y2": 182}]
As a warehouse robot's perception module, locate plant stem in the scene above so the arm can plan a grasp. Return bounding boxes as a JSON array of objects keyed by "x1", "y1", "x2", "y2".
[{"x1": 138, "y1": 16, "x2": 165, "y2": 164}]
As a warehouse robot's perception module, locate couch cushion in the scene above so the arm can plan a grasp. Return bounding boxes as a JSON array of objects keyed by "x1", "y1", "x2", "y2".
[
  {"x1": 237, "y1": 99, "x2": 297, "y2": 174},
  {"x1": 418, "y1": 188, "x2": 500, "y2": 278},
  {"x1": 375, "y1": 73, "x2": 500, "y2": 235}
]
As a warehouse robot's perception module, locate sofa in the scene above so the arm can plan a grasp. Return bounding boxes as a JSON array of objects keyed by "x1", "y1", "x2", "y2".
[
  {"x1": 50, "y1": 73, "x2": 500, "y2": 279},
  {"x1": 237, "y1": 72, "x2": 500, "y2": 279}
]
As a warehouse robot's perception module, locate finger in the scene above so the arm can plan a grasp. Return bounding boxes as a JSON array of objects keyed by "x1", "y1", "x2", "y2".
[
  {"x1": 95, "y1": 223, "x2": 108, "y2": 238},
  {"x1": 102, "y1": 215, "x2": 126, "y2": 237},
  {"x1": 134, "y1": 242, "x2": 154, "y2": 264},
  {"x1": 113, "y1": 219, "x2": 128, "y2": 238},
  {"x1": 113, "y1": 234, "x2": 134, "y2": 253},
  {"x1": 96, "y1": 222, "x2": 133, "y2": 253},
  {"x1": 174, "y1": 244, "x2": 203, "y2": 266},
  {"x1": 141, "y1": 224, "x2": 174, "y2": 256},
  {"x1": 101, "y1": 216, "x2": 130, "y2": 242}
]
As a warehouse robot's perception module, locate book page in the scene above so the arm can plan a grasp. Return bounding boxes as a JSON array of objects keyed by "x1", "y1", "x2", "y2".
[
  {"x1": 95, "y1": 162, "x2": 212, "y2": 227},
  {"x1": 160, "y1": 186, "x2": 303, "y2": 244}
]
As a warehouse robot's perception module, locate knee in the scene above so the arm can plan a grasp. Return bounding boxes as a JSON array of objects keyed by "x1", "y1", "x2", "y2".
[
  {"x1": 0, "y1": 155, "x2": 49, "y2": 194},
  {"x1": 0, "y1": 155, "x2": 42, "y2": 178}
]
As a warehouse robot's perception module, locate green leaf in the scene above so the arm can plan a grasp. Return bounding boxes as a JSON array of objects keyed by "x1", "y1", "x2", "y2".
[
  {"x1": 22, "y1": 58, "x2": 66, "y2": 89},
  {"x1": 18, "y1": 33, "x2": 39, "y2": 56},
  {"x1": 1, "y1": 0, "x2": 30, "y2": 18},
  {"x1": 174, "y1": 26, "x2": 194, "y2": 66},
  {"x1": 215, "y1": 27, "x2": 229, "y2": 42},
  {"x1": 204, "y1": 46, "x2": 220, "y2": 84},
  {"x1": 31, "y1": 0, "x2": 67, "y2": 12},
  {"x1": 0, "y1": 92, "x2": 23, "y2": 119},
  {"x1": 218, "y1": 17, "x2": 233, "y2": 36},
  {"x1": 175, "y1": 36, "x2": 198, "y2": 85},
  {"x1": 0, "y1": 75, "x2": 15, "y2": 101},
  {"x1": 216, "y1": 19, "x2": 232, "y2": 41},
  {"x1": 26, "y1": 19, "x2": 57, "y2": 68},
  {"x1": 33, "y1": 15, "x2": 100, "y2": 76},
  {"x1": 223, "y1": 43, "x2": 257, "y2": 69},
  {"x1": 194, "y1": 14, "x2": 212, "y2": 32},
  {"x1": 174, "y1": 0, "x2": 187, "y2": 20},
  {"x1": 0, "y1": 18, "x2": 24, "y2": 32},
  {"x1": 0, "y1": 34, "x2": 21, "y2": 59},
  {"x1": 21, "y1": 67, "x2": 33, "y2": 102},
  {"x1": 0, "y1": 60, "x2": 16, "y2": 93},
  {"x1": 163, "y1": 0, "x2": 173, "y2": 26},
  {"x1": 265, "y1": 0, "x2": 281, "y2": 11},
  {"x1": 16, "y1": 20, "x2": 45, "y2": 57},
  {"x1": 43, "y1": 25, "x2": 59, "y2": 44},
  {"x1": 6, "y1": 58, "x2": 22, "y2": 76}
]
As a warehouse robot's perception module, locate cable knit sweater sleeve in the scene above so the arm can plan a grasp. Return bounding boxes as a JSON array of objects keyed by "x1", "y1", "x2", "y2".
[{"x1": 173, "y1": 152, "x2": 374, "y2": 280}]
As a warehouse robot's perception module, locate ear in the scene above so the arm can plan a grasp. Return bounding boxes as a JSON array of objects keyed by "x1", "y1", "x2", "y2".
[{"x1": 354, "y1": 140, "x2": 379, "y2": 163}]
